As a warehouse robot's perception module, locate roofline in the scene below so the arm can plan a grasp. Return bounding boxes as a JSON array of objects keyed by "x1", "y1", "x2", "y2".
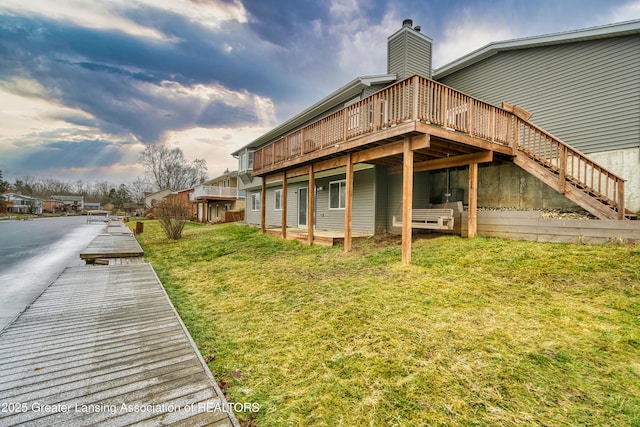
[
  {"x1": 2, "y1": 192, "x2": 41, "y2": 200},
  {"x1": 433, "y1": 19, "x2": 640, "y2": 79},
  {"x1": 231, "y1": 74, "x2": 397, "y2": 156},
  {"x1": 204, "y1": 169, "x2": 239, "y2": 184},
  {"x1": 387, "y1": 24, "x2": 433, "y2": 44}
]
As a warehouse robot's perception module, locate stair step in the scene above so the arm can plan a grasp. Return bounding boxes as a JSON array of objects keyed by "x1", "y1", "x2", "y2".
[{"x1": 518, "y1": 152, "x2": 627, "y2": 221}]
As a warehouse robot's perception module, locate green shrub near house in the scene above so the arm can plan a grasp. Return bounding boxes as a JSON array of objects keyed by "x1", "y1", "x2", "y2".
[{"x1": 131, "y1": 220, "x2": 639, "y2": 427}]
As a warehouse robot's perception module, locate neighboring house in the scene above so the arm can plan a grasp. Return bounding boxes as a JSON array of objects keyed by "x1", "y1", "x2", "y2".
[
  {"x1": 51, "y1": 195, "x2": 84, "y2": 213},
  {"x1": 84, "y1": 202, "x2": 102, "y2": 212},
  {"x1": 2, "y1": 193, "x2": 43, "y2": 214},
  {"x1": 191, "y1": 170, "x2": 245, "y2": 223},
  {"x1": 144, "y1": 189, "x2": 172, "y2": 211},
  {"x1": 43, "y1": 198, "x2": 65, "y2": 213},
  {"x1": 122, "y1": 202, "x2": 145, "y2": 217},
  {"x1": 231, "y1": 19, "x2": 639, "y2": 263},
  {"x1": 169, "y1": 188, "x2": 197, "y2": 219}
]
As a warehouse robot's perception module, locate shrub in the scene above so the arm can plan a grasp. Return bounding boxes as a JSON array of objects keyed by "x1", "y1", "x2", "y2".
[{"x1": 155, "y1": 196, "x2": 191, "y2": 239}]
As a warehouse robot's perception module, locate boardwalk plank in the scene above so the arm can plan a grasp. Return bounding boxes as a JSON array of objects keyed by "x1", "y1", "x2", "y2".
[
  {"x1": 79, "y1": 234, "x2": 144, "y2": 262},
  {"x1": 0, "y1": 264, "x2": 239, "y2": 427}
]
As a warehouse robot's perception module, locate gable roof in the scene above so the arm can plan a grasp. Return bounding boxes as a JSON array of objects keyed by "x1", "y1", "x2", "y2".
[
  {"x1": 231, "y1": 74, "x2": 397, "y2": 156},
  {"x1": 2, "y1": 192, "x2": 41, "y2": 201},
  {"x1": 51, "y1": 195, "x2": 83, "y2": 201},
  {"x1": 433, "y1": 19, "x2": 640, "y2": 79}
]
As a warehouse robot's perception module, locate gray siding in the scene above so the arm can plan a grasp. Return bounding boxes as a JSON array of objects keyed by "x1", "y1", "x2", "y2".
[
  {"x1": 245, "y1": 190, "x2": 262, "y2": 226},
  {"x1": 437, "y1": 35, "x2": 640, "y2": 154},
  {"x1": 246, "y1": 182, "x2": 309, "y2": 228},
  {"x1": 374, "y1": 167, "x2": 388, "y2": 234},
  {"x1": 245, "y1": 169, "x2": 377, "y2": 233},
  {"x1": 315, "y1": 169, "x2": 376, "y2": 233},
  {"x1": 386, "y1": 171, "x2": 432, "y2": 232},
  {"x1": 388, "y1": 30, "x2": 432, "y2": 79}
]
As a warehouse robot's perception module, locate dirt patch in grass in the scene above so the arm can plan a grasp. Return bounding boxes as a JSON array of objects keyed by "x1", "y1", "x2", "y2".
[{"x1": 132, "y1": 220, "x2": 640, "y2": 426}]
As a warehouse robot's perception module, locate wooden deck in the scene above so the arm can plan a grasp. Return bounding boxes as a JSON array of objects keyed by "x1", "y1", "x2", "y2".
[
  {"x1": 251, "y1": 74, "x2": 629, "y2": 220},
  {"x1": 266, "y1": 228, "x2": 372, "y2": 246},
  {"x1": 0, "y1": 263, "x2": 239, "y2": 427},
  {"x1": 79, "y1": 234, "x2": 144, "y2": 264}
]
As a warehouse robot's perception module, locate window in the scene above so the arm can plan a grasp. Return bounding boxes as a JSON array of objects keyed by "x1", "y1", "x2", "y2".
[
  {"x1": 238, "y1": 150, "x2": 255, "y2": 171},
  {"x1": 329, "y1": 180, "x2": 346, "y2": 210},
  {"x1": 274, "y1": 189, "x2": 282, "y2": 211},
  {"x1": 251, "y1": 193, "x2": 261, "y2": 211}
]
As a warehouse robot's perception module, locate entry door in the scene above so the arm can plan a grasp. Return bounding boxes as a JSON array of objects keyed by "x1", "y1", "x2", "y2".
[{"x1": 298, "y1": 187, "x2": 308, "y2": 228}]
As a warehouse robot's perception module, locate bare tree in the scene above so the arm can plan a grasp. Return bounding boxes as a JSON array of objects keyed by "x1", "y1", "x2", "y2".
[
  {"x1": 156, "y1": 195, "x2": 191, "y2": 239},
  {"x1": 139, "y1": 145, "x2": 207, "y2": 191},
  {"x1": 127, "y1": 176, "x2": 154, "y2": 202}
]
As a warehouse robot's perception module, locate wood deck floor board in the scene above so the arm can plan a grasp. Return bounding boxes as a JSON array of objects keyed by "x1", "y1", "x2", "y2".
[
  {"x1": 142, "y1": 408, "x2": 233, "y2": 427},
  {"x1": 82, "y1": 388, "x2": 225, "y2": 427},
  {"x1": 0, "y1": 321, "x2": 180, "y2": 360},
  {"x1": 0, "y1": 351, "x2": 197, "y2": 400},
  {"x1": 3, "y1": 367, "x2": 203, "y2": 422},
  {"x1": 0, "y1": 341, "x2": 189, "y2": 384},
  {"x1": 2, "y1": 360, "x2": 203, "y2": 417},
  {"x1": 0, "y1": 313, "x2": 177, "y2": 345},
  {"x1": 7, "y1": 378, "x2": 217, "y2": 426},
  {"x1": 0, "y1": 309, "x2": 176, "y2": 343},
  {"x1": 0, "y1": 327, "x2": 182, "y2": 366},
  {"x1": 79, "y1": 234, "x2": 144, "y2": 261},
  {"x1": 0, "y1": 341, "x2": 191, "y2": 387},
  {"x1": 0, "y1": 263, "x2": 239, "y2": 426}
]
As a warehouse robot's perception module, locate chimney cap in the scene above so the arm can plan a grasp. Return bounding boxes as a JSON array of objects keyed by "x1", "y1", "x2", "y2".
[
  {"x1": 414, "y1": 25, "x2": 421, "y2": 32},
  {"x1": 402, "y1": 19, "x2": 413, "y2": 27}
]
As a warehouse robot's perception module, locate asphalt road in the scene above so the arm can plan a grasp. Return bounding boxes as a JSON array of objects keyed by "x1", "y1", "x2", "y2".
[{"x1": 0, "y1": 216, "x2": 106, "y2": 330}]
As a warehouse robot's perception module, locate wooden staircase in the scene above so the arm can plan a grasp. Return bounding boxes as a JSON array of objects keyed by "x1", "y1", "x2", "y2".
[{"x1": 509, "y1": 117, "x2": 634, "y2": 220}]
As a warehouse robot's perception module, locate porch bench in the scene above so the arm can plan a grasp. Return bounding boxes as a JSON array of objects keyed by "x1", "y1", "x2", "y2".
[{"x1": 392, "y1": 208, "x2": 455, "y2": 230}]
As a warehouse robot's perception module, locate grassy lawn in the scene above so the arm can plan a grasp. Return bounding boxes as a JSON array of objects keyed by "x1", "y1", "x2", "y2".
[{"x1": 132, "y1": 220, "x2": 639, "y2": 426}]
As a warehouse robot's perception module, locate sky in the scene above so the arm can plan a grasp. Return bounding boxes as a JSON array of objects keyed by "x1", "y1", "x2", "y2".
[{"x1": 1, "y1": 0, "x2": 639, "y2": 186}]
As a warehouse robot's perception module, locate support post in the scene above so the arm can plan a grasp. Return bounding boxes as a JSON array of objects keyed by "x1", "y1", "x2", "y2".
[
  {"x1": 307, "y1": 165, "x2": 315, "y2": 245},
  {"x1": 260, "y1": 178, "x2": 266, "y2": 234},
  {"x1": 281, "y1": 172, "x2": 287, "y2": 239},
  {"x1": 618, "y1": 179, "x2": 625, "y2": 220},
  {"x1": 402, "y1": 139, "x2": 413, "y2": 265},
  {"x1": 344, "y1": 153, "x2": 353, "y2": 252},
  {"x1": 468, "y1": 163, "x2": 478, "y2": 238},
  {"x1": 558, "y1": 145, "x2": 567, "y2": 194}
]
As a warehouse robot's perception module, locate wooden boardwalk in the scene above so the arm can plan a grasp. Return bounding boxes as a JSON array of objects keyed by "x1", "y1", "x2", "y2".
[
  {"x1": 0, "y1": 233, "x2": 240, "y2": 426},
  {"x1": 79, "y1": 234, "x2": 144, "y2": 264}
]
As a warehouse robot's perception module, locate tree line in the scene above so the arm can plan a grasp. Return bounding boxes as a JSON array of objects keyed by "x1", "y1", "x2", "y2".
[{"x1": 0, "y1": 145, "x2": 209, "y2": 210}]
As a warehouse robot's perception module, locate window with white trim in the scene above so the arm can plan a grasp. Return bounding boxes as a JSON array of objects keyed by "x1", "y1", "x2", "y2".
[
  {"x1": 274, "y1": 189, "x2": 282, "y2": 211},
  {"x1": 329, "y1": 180, "x2": 346, "y2": 210},
  {"x1": 251, "y1": 193, "x2": 261, "y2": 211}
]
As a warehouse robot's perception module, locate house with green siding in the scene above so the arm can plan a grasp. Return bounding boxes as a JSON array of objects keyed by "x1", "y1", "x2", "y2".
[{"x1": 231, "y1": 19, "x2": 639, "y2": 262}]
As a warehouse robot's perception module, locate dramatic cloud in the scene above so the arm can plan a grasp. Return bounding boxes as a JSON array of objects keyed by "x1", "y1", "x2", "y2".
[{"x1": 0, "y1": 0, "x2": 638, "y2": 184}]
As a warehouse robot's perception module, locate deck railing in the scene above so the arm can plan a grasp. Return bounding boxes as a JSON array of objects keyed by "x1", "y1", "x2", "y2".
[
  {"x1": 253, "y1": 75, "x2": 625, "y2": 217},
  {"x1": 513, "y1": 118, "x2": 625, "y2": 216},
  {"x1": 189, "y1": 186, "x2": 242, "y2": 201}
]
